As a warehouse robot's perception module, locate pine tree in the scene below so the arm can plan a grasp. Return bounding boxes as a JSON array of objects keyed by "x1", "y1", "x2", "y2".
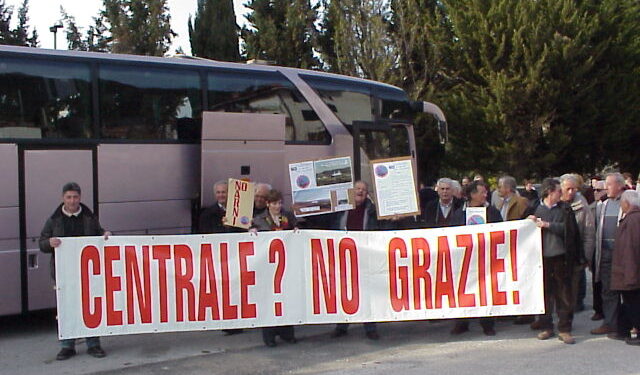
[
  {"x1": 242, "y1": 0, "x2": 319, "y2": 68},
  {"x1": 188, "y1": 0, "x2": 240, "y2": 61},
  {"x1": 102, "y1": 0, "x2": 174, "y2": 56},
  {"x1": 0, "y1": 0, "x2": 37, "y2": 47},
  {"x1": 61, "y1": 7, "x2": 87, "y2": 51}
]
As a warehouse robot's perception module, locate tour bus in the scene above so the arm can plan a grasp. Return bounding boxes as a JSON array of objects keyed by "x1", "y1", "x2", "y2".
[{"x1": 0, "y1": 45, "x2": 447, "y2": 316}]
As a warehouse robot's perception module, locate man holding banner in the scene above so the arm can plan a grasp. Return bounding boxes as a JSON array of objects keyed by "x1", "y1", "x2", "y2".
[
  {"x1": 526, "y1": 178, "x2": 583, "y2": 344},
  {"x1": 39, "y1": 182, "x2": 111, "y2": 360}
]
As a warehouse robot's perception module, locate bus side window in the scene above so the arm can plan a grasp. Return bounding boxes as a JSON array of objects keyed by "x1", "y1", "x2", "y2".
[
  {"x1": 98, "y1": 65, "x2": 202, "y2": 142},
  {"x1": 207, "y1": 70, "x2": 330, "y2": 145},
  {"x1": 0, "y1": 58, "x2": 92, "y2": 139}
]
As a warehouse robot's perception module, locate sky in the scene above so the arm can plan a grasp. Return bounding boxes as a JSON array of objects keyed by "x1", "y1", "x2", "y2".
[{"x1": 4, "y1": 0, "x2": 249, "y2": 55}]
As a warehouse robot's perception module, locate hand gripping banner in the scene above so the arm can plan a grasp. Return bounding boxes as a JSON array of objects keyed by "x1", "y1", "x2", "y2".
[{"x1": 55, "y1": 220, "x2": 544, "y2": 339}]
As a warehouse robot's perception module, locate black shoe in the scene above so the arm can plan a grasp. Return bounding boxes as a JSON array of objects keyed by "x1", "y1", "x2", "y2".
[
  {"x1": 223, "y1": 329, "x2": 244, "y2": 336},
  {"x1": 590, "y1": 312, "x2": 604, "y2": 321},
  {"x1": 366, "y1": 331, "x2": 380, "y2": 340},
  {"x1": 450, "y1": 324, "x2": 469, "y2": 335},
  {"x1": 56, "y1": 348, "x2": 76, "y2": 361},
  {"x1": 483, "y1": 328, "x2": 496, "y2": 336},
  {"x1": 87, "y1": 346, "x2": 106, "y2": 358},
  {"x1": 331, "y1": 329, "x2": 348, "y2": 338},
  {"x1": 626, "y1": 337, "x2": 640, "y2": 346},
  {"x1": 264, "y1": 340, "x2": 277, "y2": 347}
]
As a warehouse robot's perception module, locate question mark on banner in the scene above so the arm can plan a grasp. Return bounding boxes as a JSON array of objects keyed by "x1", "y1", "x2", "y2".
[{"x1": 269, "y1": 239, "x2": 286, "y2": 316}]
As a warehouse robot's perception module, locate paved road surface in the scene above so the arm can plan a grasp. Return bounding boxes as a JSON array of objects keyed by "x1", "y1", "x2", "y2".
[{"x1": 1, "y1": 302, "x2": 636, "y2": 375}]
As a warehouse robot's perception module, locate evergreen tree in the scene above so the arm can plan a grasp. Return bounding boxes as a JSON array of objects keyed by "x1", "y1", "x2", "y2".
[
  {"x1": 0, "y1": 0, "x2": 13, "y2": 42},
  {"x1": 242, "y1": 0, "x2": 319, "y2": 68},
  {"x1": 188, "y1": 0, "x2": 240, "y2": 61},
  {"x1": 101, "y1": 0, "x2": 174, "y2": 56},
  {"x1": 0, "y1": 0, "x2": 37, "y2": 47},
  {"x1": 61, "y1": 7, "x2": 87, "y2": 51}
]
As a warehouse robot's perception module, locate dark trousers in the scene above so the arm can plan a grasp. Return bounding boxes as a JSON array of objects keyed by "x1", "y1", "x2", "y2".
[
  {"x1": 336, "y1": 322, "x2": 377, "y2": 333},
  {"x1": 454, "y1": 318, "x2": 495, "y2": 330},
  {"x1": 539, "y1": 256, "x2": 574, "y2": 333},
  {"x1": 262, "y1": 325, "x2": 295, "y2": 343},
  {"x1": 593, "y1": 280, "x2": 603, "y2": 314},
  {"x1": 618, "y1": 289, "x2": 640, "y2": 336}
]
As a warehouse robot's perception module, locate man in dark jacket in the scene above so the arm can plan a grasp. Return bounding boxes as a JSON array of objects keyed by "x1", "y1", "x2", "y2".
[
  {"x1": 611, "y1": 190, "x2": 640, "y2": 344},
  {"x1": 526, "y1": 178, "x2": 583, "y2": 344},
  {"x1": 39, "y1": 182, "x2": 110, "y2": 360},
  {"x1": 198, "y1": 179, "x2": 245, "y2": 335},
  {"x1": 450, "y1": 180, "x2": 501, "y2": 336},
  {"x1": 423, "y1": 178, "x2": 462, "y2": 228},
  {"x1": 330, "y1": 180, "x2": 380, "y2": 340}
]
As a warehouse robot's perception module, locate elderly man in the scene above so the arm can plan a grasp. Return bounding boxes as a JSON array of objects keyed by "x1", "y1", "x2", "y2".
[
  {"x1": 423, "y1": 178, "x2": 461, "y2": 227},
  {"x1": 253, "y1": 183, "x2": 272, "y2": 217},
  {"x1": 496, "y1": 175, "x2": 529, "y2": 221},
  {"x1": 591, "y1": 173, "x2": 625, "y2": 336},
  {"x1": 527, "y1": 178, "x2": 583, "y2": 344},
  {"x1": 39, "y1": 182, "x2": 111, "y2": 360},
  {"x1": 198, "y1": 180, "x2": 244, "y2": 335},
  {"x1": 611, "y1": 190, "x2": 640, "y2": 345},
  {"x1": 560, "y1": 173, "x2": 594, "y2": 312},
  {"x1": 588, "y1": 180, "x2": 607, "y2": 321}
]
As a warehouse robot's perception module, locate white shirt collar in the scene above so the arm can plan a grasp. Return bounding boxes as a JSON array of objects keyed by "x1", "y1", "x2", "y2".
[{"x1": 62, "y1": 205, "x2": 82, "y2": 217}]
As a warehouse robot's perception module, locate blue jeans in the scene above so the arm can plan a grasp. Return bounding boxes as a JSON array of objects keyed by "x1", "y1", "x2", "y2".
[{"x1": 61, "y1": 337, "x2": 100, "y2": 349}]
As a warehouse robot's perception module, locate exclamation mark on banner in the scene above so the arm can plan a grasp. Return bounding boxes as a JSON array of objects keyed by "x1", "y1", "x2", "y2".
[
  {"x1": 509, "y1": 230, "x2": 520, "y2": 304},
  {"x1": 269, "y1": 239, "x2": 286, "y2": 317}
]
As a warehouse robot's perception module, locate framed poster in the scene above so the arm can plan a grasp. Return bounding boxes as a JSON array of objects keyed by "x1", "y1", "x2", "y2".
[{"x1": 370, "y1": 156, "x2": 420, "y2": 219}]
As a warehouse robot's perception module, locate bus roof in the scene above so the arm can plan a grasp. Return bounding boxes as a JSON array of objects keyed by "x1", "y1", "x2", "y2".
[{"x1": 0, "y1": 45, "x2": 405, "y2": 93}]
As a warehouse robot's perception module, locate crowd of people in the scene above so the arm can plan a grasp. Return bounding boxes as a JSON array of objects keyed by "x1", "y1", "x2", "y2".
[{"x1": 39, "y1": 170, "x2": 640, "y2": 360}]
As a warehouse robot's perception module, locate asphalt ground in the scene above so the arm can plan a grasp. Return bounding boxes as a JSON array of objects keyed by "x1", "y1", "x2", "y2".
[{"x1": 1, "y1": 298, "x2": 637, "y2": 375}]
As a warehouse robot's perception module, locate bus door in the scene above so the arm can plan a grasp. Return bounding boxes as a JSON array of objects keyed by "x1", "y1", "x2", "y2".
[
  {"x1": 200, "y1": 112, "x2": 286, "y2": 207},
  {"x1": 21, "y1": 147, "x2": 95, "y2": 312},
  {"x1": 0, "y1": 144, "x2": 20, "y2": 315},
  {"x1": 351, "y1": 120, "x2": 416, "y2": 190}
]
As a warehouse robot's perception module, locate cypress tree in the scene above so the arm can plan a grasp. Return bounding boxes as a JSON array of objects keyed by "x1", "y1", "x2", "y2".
[
  {"x1": 242, "y1": 0, "x2": 319, "y2": 68},
  {"x1": 188, "y1": 0, "x2": 240, "y2": 61}
]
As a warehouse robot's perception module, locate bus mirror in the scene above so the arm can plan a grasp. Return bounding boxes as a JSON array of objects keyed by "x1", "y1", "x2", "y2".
[
  {"x1": 413, "y1": 101, "x2": 448, "y2": 144},
  {"x1": 437, "y1": 120, "x2": 448, "y2": 145}
]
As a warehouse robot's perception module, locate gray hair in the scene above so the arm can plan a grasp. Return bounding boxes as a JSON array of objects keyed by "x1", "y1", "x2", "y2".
[
  {"x1": 451, "y1": 180, "x2": 461, "y2": 194},
  {"x1": 213, "y1": 180, "x2": 228, "y2": 189},
  {"x1": 436, "y1": 177, "x2": 453, "y2": 188},
  {"x1": 559, "y1": 173, "x2": 579, "y2": 186},
  {"x1": 621, "y1": 190, "x2": 640, "y2": 208},
  {"x1": 606, "y1": 172, "x2": 625, "y2": 186},
  {"x1": 255, "y1": 182, "x2": 272, "y2": 192},
  {"x1": 498, "y1": 176, "x2": 517, "y2": 193}
]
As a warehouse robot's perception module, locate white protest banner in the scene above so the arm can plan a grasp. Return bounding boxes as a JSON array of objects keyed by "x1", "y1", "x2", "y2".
[{"x1": 55, "y1": 220, "x2": 543, "y2": 339}]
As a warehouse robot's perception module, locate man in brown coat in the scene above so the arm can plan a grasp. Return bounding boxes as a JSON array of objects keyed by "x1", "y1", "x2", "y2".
[
  {"x1": 611, "y1": 190, "x2": 640, "y2": 345},
  {"x1": 496, "y1": 175, "x2": 529, "y2": 221}
]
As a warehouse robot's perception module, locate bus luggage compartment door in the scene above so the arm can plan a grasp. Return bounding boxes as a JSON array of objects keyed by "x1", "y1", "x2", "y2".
[
  {"x1": 200, "y1": 112, "x2": 286, "y2": 207},
  {"x1": 23, "y1": 148, "x2": 95, "y2": 311}
]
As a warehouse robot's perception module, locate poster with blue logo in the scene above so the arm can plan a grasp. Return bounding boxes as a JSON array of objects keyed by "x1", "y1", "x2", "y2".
[
  {"x1": 289, "y1": 156, "x2": 354, "y2": 217},
  {"x1": 465, "y1": 207, "x2": 487, "y2": 225},
  {"x1": 371, "y1": 156, "x2": 420, "y2": 219}
]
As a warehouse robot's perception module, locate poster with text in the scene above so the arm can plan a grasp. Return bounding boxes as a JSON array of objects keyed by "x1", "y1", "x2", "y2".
[
  {"x1": 224, "y1": 179, "x2": 255, "y2": 229},
  {"x1": 371, "y1": 156, "x2": 420, "y2": 219},
  {"x1": 289, "y1": 156, "x2": 354, "y2": 217}
]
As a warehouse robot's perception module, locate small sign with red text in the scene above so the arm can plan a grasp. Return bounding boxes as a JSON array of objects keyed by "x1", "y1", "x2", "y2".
[
  {"x1": 225, "y1": 178, "x2": 254, "y2": 229},
  {"x1": 55, "y1": 220, "x2": 544, "y2": 339}
]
